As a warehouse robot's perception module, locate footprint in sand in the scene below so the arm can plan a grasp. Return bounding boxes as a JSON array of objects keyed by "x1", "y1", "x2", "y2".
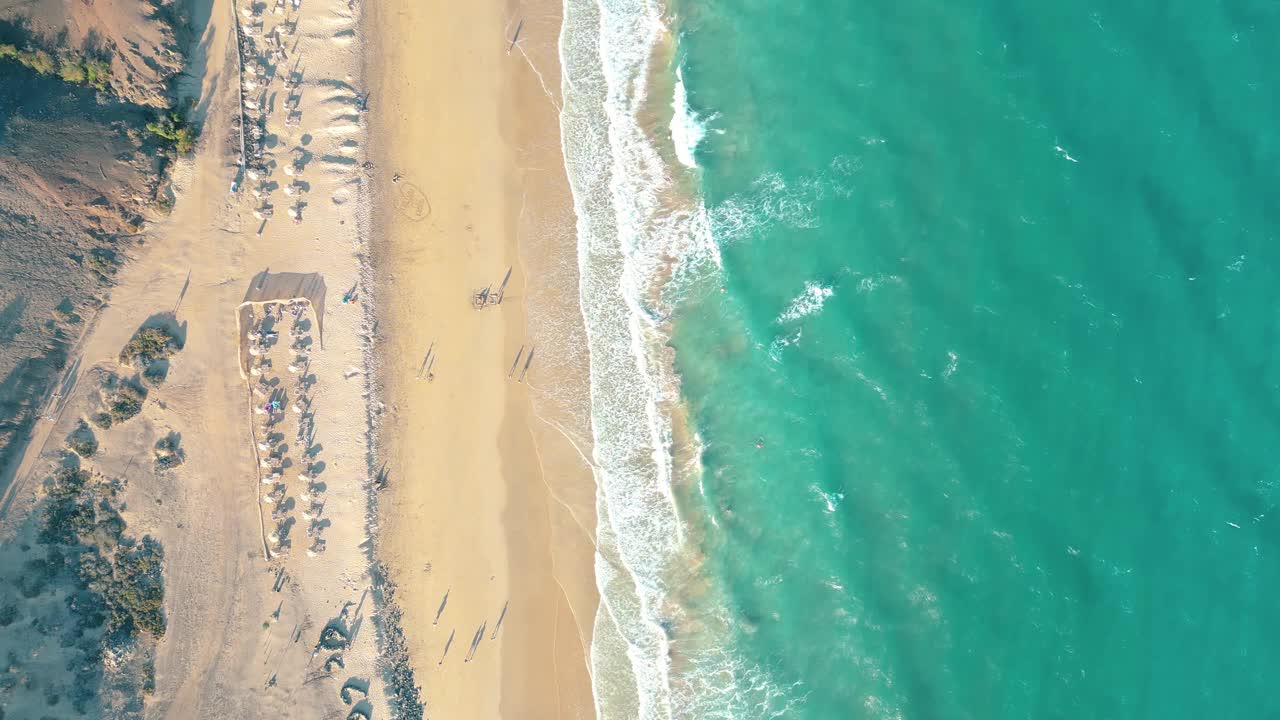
[{"x1": 392, "y1": 182, "x2": 430, "y2": 222}]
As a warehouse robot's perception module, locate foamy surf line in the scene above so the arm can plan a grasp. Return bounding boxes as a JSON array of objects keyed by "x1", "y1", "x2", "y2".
[
  {"x1": 557, "y1": 0, "x2": 789, "y2": 717},
  {"x1": 670, "y1": 65, "x2": 707, "y2": 169},
  {"x1": 559, "y1": 0, "x2": 679, "y2": 716}
]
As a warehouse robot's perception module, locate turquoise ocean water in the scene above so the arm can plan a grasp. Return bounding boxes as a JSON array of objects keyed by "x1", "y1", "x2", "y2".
[{"x1": 559, "y1": 0, "x2": 1280, "y2": 717}]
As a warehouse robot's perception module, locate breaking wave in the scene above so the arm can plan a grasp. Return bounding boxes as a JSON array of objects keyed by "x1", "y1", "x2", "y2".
[
  {"x1": 670, "y1": 65, "x2": 707, "y2": 168},
  {"x1": 557, "y1": 0, "x2": 798, "y2": 717},
  {"x1": 777, "y1": 281, "x2": 834, "y2": 323},
  {"x1": 559, "y1": 0, "x2": 707, "y2": 717}
]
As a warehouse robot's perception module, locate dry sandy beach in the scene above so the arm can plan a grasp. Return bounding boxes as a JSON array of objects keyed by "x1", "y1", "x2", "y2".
[
  {"x1": 365, "y1": 0, "x2": 599, "y2": 716},
  {"x1": 0, "y1": 0, "x2": 600, "y2": 714}
]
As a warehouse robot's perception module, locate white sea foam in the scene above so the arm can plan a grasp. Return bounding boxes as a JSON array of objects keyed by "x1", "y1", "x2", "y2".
[
  {"x1": 855, "y1": 272, "x2": 901, "y2": 294},
  {"x1": 942, "y1": 350, "x2": 959, "y2": 378},
  {"x1": 670, "y1": 66, "x2": 706, "y2": 168},
  {"x1": 558, "y1": 0, "x2": 797, "y2": 716},
  {"x1": 705, "y1": 156, "x2": 861, "y2": 243},
  {"x1": 777, "y1": 281, "x2": 834, "y2": 323},
  {"x1": 767, "y1": 328, "x2": 802, "y2": 362},
  {"x1": 559, "y1": 0, "x2": 713, "y2": 716},
  {"x1": 816, "y1": 488, "x2": 845, "y2": 514}
]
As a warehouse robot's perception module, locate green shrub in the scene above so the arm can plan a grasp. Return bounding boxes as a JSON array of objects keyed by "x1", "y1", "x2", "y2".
[
  {"x1": 86, "y1": 250, "x2": 119, "y2": 279},
  {"x1": 90, "y1": 412, "x2": 112, "y2": 430},
  {"x1": 107, "y1": 537, "x2": 165, "y2": 637},
  {"x1": 154, "y1": 435, "x2": 183, "y2": 471},
  {"x1": 83, "y1": 58, "x2": 110, "y2": 89},
  {"x1": 17, "y1": 49, "x2": 55, "y2": 75},
  {"x1": 40, "y1": 469, "x2": 95, "y2": 545},
  {"x1": 67, "y1": 436, "x2": 96, "y2": 458},
  {"x1": 0, "y1": 603, "x2": 16, "y2": 627},
  {"x1": 67, "y1": 422, "x2": 98, "y2": 458},
  {"x1": 0, "y1": 43, "x2": 110, "y2": 90},
  {"x1": 146, "y1": 112, "x2": 197, "y2": 155},
  {"x1": 120, "y1": 326, "x2": 179, "y2": 367},
  {"x1": 26, "y1": 455, "x2": 170, "y2": 683},
  {"x1": 107, "y1": 383, "x2": 144, "y2": 424},
  {"x1": 58, "y1": 56, "x2": 85, "y2": 83}
]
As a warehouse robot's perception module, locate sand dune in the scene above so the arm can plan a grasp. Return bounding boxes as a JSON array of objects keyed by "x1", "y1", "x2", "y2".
[
  {"x1": 0, "y1": 0, "x2": 187, "y2": 107},
  {"x1": 0, "y1": 65, "x2": 168, "y2": 490}
]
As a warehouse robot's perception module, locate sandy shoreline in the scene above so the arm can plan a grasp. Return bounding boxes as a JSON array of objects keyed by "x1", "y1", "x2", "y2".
[{"x1": 364, "y1": 0, "x2": 599, "y2": 715}]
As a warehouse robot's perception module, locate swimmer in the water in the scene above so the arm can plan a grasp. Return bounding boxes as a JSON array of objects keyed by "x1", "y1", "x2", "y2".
[{"x1": 755, "y1": 437, "x2": 764, "y2": 449}]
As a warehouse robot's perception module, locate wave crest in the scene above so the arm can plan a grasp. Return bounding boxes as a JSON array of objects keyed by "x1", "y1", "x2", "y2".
[
  {"x1": 671, "y1": 66, "x2": 707, "y2": 168},
  {"x1": 777, "y1": 281, "x2": 834, "y2": 323}
]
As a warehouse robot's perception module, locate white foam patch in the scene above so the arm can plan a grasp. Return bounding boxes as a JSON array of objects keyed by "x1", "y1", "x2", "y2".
[
  {"x1": 942, "y1": 350, "x2": 958, "y2": 378},
  {"x1": 559, "y1": 0, "x2": 792, "y2": 716},
  {"x1": 855, "y1": 272, "x2": 901, "y2": 294},
  {"x1": 670, "y1": 65, "x2": 707, "y2": 168},
  {"x1": 813, "y1": 485, "x2": 844, "y2": 514},
  {"x1": 707, "y1": 155, "x2": 863, "y2": 243},
  {"x1": 560, "y1": 0, "x2": 693, "y2": 716},
  {"x1": 777, "y1": 281, "x2": 833, "y2": 323},
  {"x1": 767, "y1": 328, "x2": 802, "y2": 362}
]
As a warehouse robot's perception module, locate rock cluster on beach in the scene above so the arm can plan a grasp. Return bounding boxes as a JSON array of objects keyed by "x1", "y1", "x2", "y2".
[{"x1": 370, "y1": 564, "x2": 425, "y2": 720}]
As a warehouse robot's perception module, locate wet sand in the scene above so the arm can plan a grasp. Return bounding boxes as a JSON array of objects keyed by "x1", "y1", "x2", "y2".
[{"x1": 364, "y1": 0, "x2": 599, "y2": 715}]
